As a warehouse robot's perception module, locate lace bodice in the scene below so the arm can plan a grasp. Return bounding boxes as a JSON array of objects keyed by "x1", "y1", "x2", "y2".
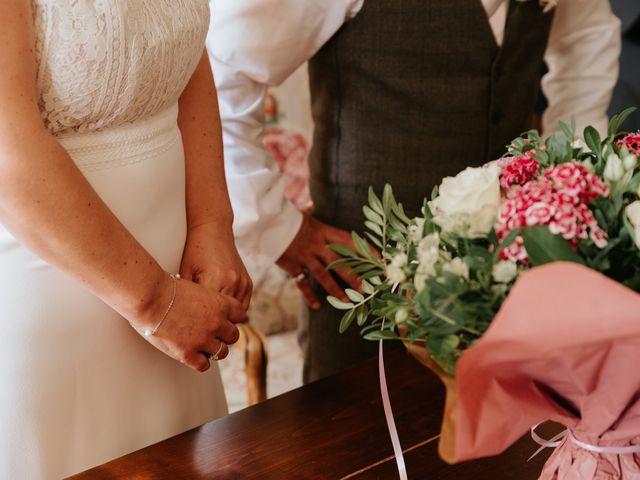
[{"x1": 31, "y1": 0, "x2": 210, "y2": 135}]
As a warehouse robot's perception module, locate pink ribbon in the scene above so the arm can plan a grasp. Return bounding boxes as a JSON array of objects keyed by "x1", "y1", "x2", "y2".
[
  {"x1": 529, "y1": 423, "x2": 640, "y2": 461},
  {"x1": 379, "y1": 339, "x2": 408, "y2": 479}
]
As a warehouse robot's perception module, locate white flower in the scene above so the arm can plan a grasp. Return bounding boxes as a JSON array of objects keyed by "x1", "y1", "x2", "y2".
[
  {"x1": 624, "y1": 154, "x2": 638, "y2": 171},
  {"x1": 429, "y1": 165, "x2": 501, "y2": 238},
  {"x1": 395, "y1": 309, "x2": 408, "y2": 323},
  {"x1": 442, "y1": 258, "x2": 469, "y2": 281},
  {"x1": 414, "y1": 273, "x2": 428, "y2": 292},
  {"x1": 626, "y1": 201, "x2": 640, "y2": 250},
  {"x1": 582, "y1": 158, "x2": 595, "y2": 172},
  {"x1": 418, "y1": 232, "x2": 440, "y2": 258},
  {"x1": 604, "y1": 153, "x2": 624, "y2": 184},
  {"x1": 408, "y1": 225, "x2": 422, "y2": 243},
  {"x1": 391, "y1": 253, "x2": 408, "y2": 268},
  {"x1": 571, "y1": 139, "x2": 584, "y2": 150},
  {"x1": 386, "y1": 264, "x2": 406, "y2": 285},
  {"x1": 492, "y1": 260, "x2": 518, "y2": 284}
]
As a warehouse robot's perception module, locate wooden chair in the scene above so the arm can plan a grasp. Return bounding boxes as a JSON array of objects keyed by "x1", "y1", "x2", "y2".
[{"x1": 234, "y1": 322, "x2": 269, "y2": 405}]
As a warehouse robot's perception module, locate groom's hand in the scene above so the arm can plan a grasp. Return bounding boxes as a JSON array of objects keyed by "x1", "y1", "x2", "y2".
[{"x1": 277, "y1": 215, "x2": 361, "y2": 309}]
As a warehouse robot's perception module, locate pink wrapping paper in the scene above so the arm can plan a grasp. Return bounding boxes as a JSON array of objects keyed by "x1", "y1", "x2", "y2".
[{"x1": 453, "y1": 262, "x2": 640, "y2": 479}]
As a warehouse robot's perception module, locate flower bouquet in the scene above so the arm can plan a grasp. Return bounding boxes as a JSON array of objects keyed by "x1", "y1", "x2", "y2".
[{"x1": 328, "y1": 109, "x2": 640, "y2": 478}]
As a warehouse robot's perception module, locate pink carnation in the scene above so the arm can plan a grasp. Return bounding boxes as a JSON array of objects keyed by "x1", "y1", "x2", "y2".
[
  {"x1": 616, "y1": 132, "x2": 640, "y2": 157},
  {"x1": 500, "y1": 156, "x2": 540, "y2": 189},
  {"x1": 496, "y1": 162, "x2": 609, "y2": 263}
]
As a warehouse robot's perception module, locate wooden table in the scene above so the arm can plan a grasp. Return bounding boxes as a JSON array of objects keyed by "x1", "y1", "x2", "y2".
[{"x1": 70, "y1": 347, "x2": 553, "y2": 479}]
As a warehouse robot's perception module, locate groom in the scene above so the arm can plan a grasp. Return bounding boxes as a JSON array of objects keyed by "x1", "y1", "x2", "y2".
[{"x1": 208, "y1": 0, "x2": 620, "y2": 382}]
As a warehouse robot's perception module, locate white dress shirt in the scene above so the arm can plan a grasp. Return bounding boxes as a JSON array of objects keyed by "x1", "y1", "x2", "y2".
[{"x1": 207, "y1": 0, "x2": 620, "y2": 281}]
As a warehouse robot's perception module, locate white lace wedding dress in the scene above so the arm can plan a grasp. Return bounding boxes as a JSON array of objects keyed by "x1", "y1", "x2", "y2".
[{"x1": 0, "y1": 1, "x2": 227, "y2": 478}]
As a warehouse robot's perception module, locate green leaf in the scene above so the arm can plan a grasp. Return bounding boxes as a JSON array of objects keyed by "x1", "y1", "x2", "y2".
[
  {"x1": 364, "y1": 330, "x2": 399, "y2": 341},
  {"x1": 391, "y1": 202, "x2": 411, "y2": 225},
  {"x1": 521, "y1": 226, "x2": 586, "y2": 267},
  {"x1": 382, "y1": 184, "x2": 395, "y2": 217},
  {"x1": 345, "y1": 289, "x2": 364, "y2": 303},
  {"x1": 365, "y1": 232, "x2": 383, "y2": 249},
  {"x1": 352, "y1": 232, "x2": 376, "y2": 261},
  {"x1": 339, "y1": 309, "x2": 356, "y2": 333},
  {"x1": 364, "y1": 220, "x2": 383, "y2": 236},
  {"x1": 609, "y1": 107, "x2": 637, "y2": 136},
  {"x1": 328, "y1": 243, "x2": 357, "y2": 258},
  {"x1": 326, "y1": 258, "x2": 353, "y2": 271},
  {"x1": 362, "y1": 280, "x2": 375, "y2": 294},
  {"x1": 584, "y1": 126, "x2": 602, "y2": 157},
  {"x1": 368, "y1": 187, "x2": 384, "y2": 215},
  {"x1": 327, "y1": 296, "x2": 354, "y2": 310},
  {"x1": 363, "y1": 205, "x2": 384, "y2": 226},
  {"x1": 356, "y1": 305, "x2": 368, "y2": 326},
  {"x1": 559, "y1": 120, "x2": 574, "y2": 141},
  {"x1": 626, "y1": 172, "x2": 640, "y2": 194},
  {"x1": 499, "y1": 228, "x2": 520, "y2": 250}
]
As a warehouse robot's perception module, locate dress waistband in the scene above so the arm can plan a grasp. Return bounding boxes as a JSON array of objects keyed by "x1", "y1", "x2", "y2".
[{"x1": 55, "y1": 104, "x2": 181, "y2": 173}]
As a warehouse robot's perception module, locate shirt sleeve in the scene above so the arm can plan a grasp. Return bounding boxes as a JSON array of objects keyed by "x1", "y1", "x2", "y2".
[
  {"x1": 206, "y1": 0, "x2": 363, "y2": 281},
  {"x1": 541, "y1": 0, "x2": 621, "y2": 136}
]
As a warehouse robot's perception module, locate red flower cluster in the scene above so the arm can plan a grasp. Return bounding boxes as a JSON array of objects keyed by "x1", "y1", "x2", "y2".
[
  {"x1": 616, "y1": 132, "x2": 640, "y2": 157},
  {"x1": 499, "y1": 156, "x2": 540, "y2": 189},
  {"x1": 496, "y1": 162, "x2": 609, "y2": 262}
]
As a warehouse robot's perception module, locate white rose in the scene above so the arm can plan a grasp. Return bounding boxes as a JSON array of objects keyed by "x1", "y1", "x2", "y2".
[
  {"x1": 492, "y1": 260, "x2": 518, "y2": 284},
  {"x1": 429, "y1": 165, "x2": 501, "y2": 238},
  {"x1": 442, "y1": 258, "x2": 469, "y2": 281},
  {"x1": 604, "y1": 153, "x2": 624, "y2": 183}
]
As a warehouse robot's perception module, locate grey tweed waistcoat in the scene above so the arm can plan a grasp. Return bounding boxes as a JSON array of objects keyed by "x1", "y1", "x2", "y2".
[{"x1": 308, "y1": 0, "x2": 554, "y2": 230}]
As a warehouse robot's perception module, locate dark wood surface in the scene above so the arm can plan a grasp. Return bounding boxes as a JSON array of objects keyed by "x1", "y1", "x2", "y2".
[{"x1": 69, "y1": 347, "x2": 552, "y2": 479}]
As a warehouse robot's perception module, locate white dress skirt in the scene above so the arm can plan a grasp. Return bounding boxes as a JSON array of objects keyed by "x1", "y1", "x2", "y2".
[
  {"x1": 0, "y1": 104, "x2": 228, "y2": 479},
  {"x1": 0, "y1": 1, "x2": 227, "y2": 478}
]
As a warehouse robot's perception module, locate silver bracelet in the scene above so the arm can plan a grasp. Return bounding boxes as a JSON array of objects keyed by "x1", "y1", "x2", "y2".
[{"x1": 143, "y1": 273, "x2": 180, "y2": 337}]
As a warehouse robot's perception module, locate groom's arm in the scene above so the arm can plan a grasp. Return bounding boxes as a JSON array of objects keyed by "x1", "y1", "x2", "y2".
[
  {"x1": 206, "y1": 0, "x2": 364, "y2": 304},
  {"x1": 542, "y1": 0, "x2": 621, "y2": 135}
]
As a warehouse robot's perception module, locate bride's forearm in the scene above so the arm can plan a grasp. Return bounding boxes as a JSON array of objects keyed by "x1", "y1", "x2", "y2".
[
  {"x1": 178, "y1": 52, "x2": 234, "y2": 234},
  {"x1": 0, "y1": 0, "x2": 169, "y2": 328},
  {"x1": 0, "y1": 125, "x2": 169, "y2": 326}
]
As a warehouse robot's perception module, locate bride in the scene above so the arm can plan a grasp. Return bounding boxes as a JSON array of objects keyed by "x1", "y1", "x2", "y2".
[{"x1": 0, "y1": 0, "x2": 252, "y2": 477}]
